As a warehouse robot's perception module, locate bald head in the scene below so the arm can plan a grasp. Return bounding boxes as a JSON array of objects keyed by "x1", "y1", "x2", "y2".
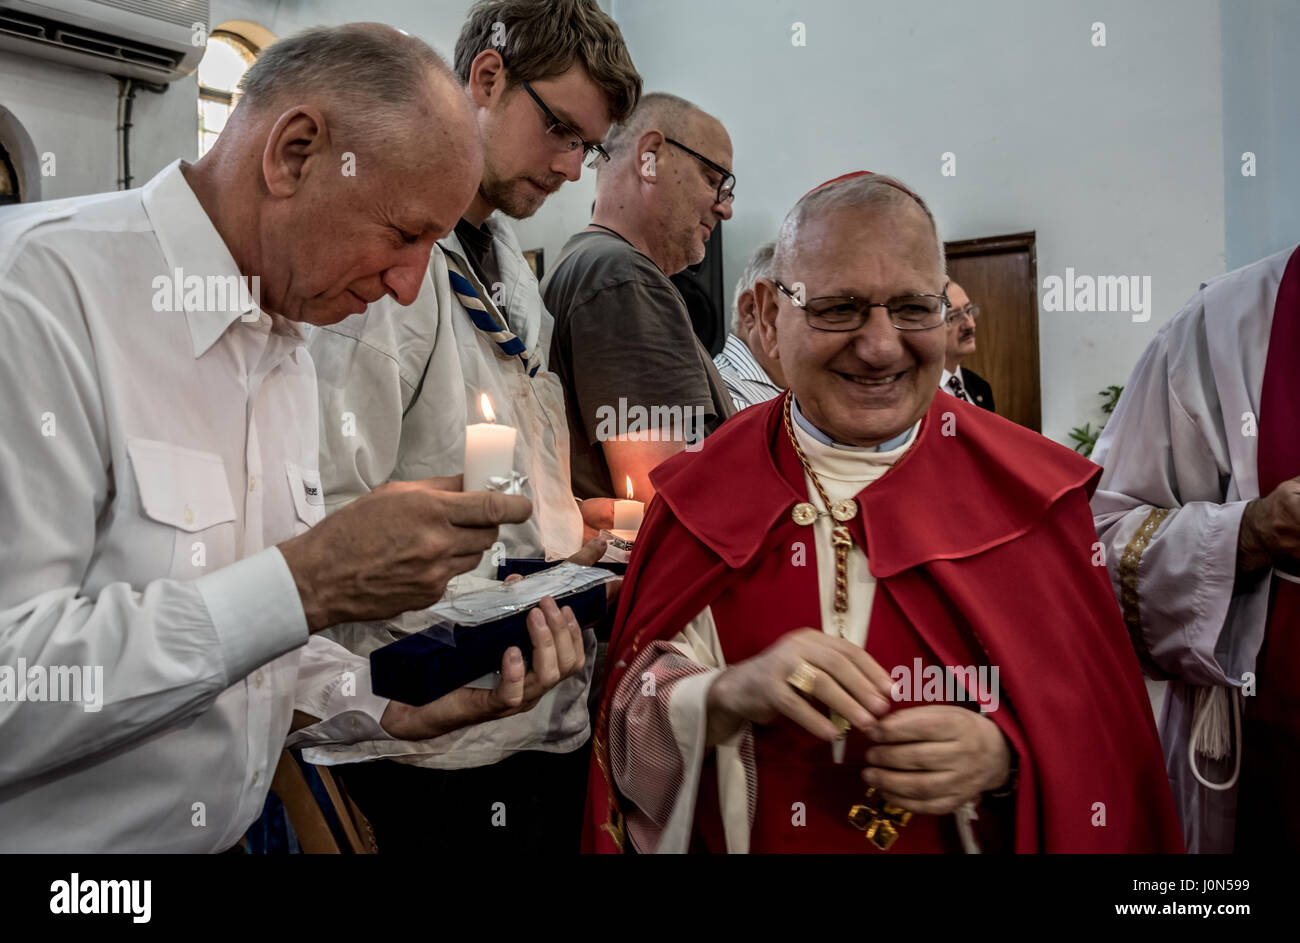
[
  {"x1": 754, "y1": 173, "x2": 948, "y2": 448},
  {"x1": 592, "y1": 91, "x2": 734, "y2": 274},
  {"x1": 602, "y1": 92, "x2": 696, "y2": 161},
  {"x1": 189, "y1": 23, "x2": 482, "y2": 325},
  {"x1": 773, "y1": 174, "x2": 944, "y2": 282},
  {"x1": 235, "y1": 22, "x2": 470, "y2": 165}
]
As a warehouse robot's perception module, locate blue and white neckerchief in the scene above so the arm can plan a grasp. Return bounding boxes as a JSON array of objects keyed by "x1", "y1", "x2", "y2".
[{"x1": 444, "y1": 253, "x2": 540, "y2": 378}]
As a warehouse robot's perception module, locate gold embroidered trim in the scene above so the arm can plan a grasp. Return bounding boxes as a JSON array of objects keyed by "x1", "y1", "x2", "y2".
[
  {"x1": 1119, "y1": 507, "x2": 1171, "y2": 675},
  {"x1": 592, "y1": 719, "x2": 626, "y2": 852}
]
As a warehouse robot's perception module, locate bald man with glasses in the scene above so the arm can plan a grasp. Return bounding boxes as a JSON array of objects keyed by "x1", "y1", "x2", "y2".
[{"x1": 544, "y1": 92, "x2": 738, "y2": 504}]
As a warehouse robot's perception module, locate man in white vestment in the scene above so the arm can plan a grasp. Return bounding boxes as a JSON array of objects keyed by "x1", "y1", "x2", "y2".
[{"x1": 1092, "y1": 242, "x2": 1300, "y2": 853}]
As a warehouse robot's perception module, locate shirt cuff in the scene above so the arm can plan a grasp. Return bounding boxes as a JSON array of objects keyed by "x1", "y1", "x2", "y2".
[
  {"x1": 288, "y1": 662, "x2": 392, "y2": 749},
  {"x1": 195, "y1": 546, "x2": 310, "y2": 686}
]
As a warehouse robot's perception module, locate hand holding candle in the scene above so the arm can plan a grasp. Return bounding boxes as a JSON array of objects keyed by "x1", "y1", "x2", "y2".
[{"x1": 464, "y1": 393, "x2": 518, "y2": 492}]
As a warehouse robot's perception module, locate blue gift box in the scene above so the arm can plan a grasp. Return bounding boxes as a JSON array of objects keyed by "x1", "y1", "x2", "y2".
[{"x1": 369, "y1": 582, "x2": 608, "y2": 706}]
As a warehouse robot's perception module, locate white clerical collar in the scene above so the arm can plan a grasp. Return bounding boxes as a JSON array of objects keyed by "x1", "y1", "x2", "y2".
[{"x1": 791, "y1": 396, "x2": 917, "y2": 453}]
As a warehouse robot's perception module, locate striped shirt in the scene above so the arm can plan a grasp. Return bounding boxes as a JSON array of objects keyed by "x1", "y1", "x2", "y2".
[{"x1": 714, "y1": 333, "x2": 783, "y2": 411}]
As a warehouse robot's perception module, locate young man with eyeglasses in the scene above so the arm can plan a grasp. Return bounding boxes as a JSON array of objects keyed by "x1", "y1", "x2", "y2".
[
  {"x1": 543, "y1": 92, "x2": 738, "y2": 503},
  {"x1": 298, "y1": 0, "x2": 640, "y2": 854},
  {"x1": 939, "y1": 281, "x2": 995, "y2": 412}
]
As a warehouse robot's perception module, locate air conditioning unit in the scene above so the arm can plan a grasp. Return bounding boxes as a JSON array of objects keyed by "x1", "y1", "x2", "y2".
[{"x1": 0, "y1": 0, "x2": 209, "y2": 83}]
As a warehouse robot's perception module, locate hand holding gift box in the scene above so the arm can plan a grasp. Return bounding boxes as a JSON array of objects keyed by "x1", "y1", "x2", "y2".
[{"x1": 371, "y1": 563, "x2": 616, "y2": 709}]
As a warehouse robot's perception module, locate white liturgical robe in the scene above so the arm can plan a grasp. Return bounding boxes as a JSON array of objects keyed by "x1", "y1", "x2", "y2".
[{"x1": 1091, "y1": 244, "x2": 1299, "y2": 853}]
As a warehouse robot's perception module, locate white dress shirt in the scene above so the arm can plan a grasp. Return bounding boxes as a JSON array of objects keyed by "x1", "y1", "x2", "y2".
[
  {"x1": 939, "y1": 365, "x2": 969, "y2": 401},
  {"x1": 296, "y1": 213, "x2": 592, "y2": 770},
  {"x1": 713, "y1": 332, "x2": 783, "y2": 411},
  {"x1": 0, "y1": 161, "x2": 387, "y2": 852}
]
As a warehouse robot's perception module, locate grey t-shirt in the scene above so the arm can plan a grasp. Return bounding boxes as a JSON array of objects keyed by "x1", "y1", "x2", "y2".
[{"x1": 543, "y1": 229, "x2": 735, "y2": 499}]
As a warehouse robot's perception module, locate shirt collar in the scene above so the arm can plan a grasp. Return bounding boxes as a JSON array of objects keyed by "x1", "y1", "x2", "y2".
[
  {"x1": 719, "y1": 333, "x2": 780, "y2": 388},
  {"x1": 140, "y1": 160, "x2": 262, "y2": 358},
  {"x1": 790, "y1": 396, "x2": 917, "y2": 452},
  {"x1": 940, "y1": 365, "x2": 964, "y2": 389}
]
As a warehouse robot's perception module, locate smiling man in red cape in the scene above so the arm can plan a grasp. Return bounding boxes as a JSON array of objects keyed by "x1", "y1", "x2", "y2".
[{"x1": 583, "y1": 172, "x2": 1182, "y2": 853}]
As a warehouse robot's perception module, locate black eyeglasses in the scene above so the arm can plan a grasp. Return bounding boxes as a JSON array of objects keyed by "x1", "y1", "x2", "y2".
[
  {"x1": 516, "y1": 79, "x2": 610, "y2": 168},
  {"x1": 774, "y1": 279, "x2": 950, "y2": 332},
  {"x1": 945, "y1": 302, "x2": 981, "y2": 324},
  {"x1": 664, "y1": 137, "x2": 736, "y2": 204}
]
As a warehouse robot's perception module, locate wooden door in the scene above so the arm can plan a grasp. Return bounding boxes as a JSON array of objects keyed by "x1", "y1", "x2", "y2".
[{"x1": 943, "y1": 232, "x2": 1041, "y2": 432}]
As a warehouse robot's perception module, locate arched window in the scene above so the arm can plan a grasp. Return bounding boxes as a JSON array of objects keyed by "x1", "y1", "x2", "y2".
[
  {"x1": 197, "y1": 29, "x2": 260, "y2": 156},
  {"x1": 0, "y1": 144, "x2": 19, "y2": 206},
  {"x1": 0, "y1": 106, "x2": 39, "y2": 204}
]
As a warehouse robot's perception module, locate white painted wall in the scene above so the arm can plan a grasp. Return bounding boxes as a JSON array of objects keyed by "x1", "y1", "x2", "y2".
[
  {"x1": 3, "y1": 0, "x2": 1285, "y2": 449},
  {"x1": 609, "y1": 0, "x2": 1227, "y2": 444},
  {"x1": 1220, "y1": 0, "x2": 1300, "y2": 272},
  {"x1": 0, "y1": 0, "x2": 591, "y2": 272},
  {"x1": 0, "y1": 46, "x2": 195, "y2": 200}
]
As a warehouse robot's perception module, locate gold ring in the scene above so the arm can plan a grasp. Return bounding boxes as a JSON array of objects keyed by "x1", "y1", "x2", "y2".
[{"x1": 785, "y1": 659, "x2": 817, "y2": 695}]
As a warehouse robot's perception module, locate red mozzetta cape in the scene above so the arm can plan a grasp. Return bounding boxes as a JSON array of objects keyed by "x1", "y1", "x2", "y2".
[{"x1": 584, "y1": 392, "x2": 1184, "y2": 853}]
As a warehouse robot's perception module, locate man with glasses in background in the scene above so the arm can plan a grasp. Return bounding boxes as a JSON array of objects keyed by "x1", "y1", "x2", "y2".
[
  {"x1": 299, "y1": 0, "x2": 640, "y2": 854},
  {"x1": 582, "y1": 172, "x2": 1182, "y2": 854},
  {"x1": 544, "y1": 93, "x2": 737, "y2": 502},
  {"x1": 939, "y1": 281, "x2": 994, "y2": 412}
]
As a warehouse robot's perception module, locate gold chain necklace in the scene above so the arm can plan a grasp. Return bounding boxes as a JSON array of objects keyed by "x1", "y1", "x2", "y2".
[
  {"x1": 782, "y1": 393, "x2": 859, "y2": 745},
  {"x1": 783, "y1": 393, "x2": 859, "y2": 635},
  {"x1": 783, "y1": 393, "x2": 913, "y2": 850}
]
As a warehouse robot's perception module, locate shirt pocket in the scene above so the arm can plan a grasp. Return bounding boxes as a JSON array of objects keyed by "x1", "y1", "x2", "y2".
[
  {"x1": 126, "y1": 436, "x2": 238, "y2": 578},
  {"x1": 284, "y1": 460, "x2": 326, "y2": 533}
]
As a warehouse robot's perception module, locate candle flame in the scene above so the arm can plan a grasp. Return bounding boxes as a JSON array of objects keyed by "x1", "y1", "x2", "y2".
[
  {"x1": 479, "y1": 393, "x2": 496, "y2": 424},
  {"x1": 625, "y1": 476, "x2": 634, "y2": 500}
]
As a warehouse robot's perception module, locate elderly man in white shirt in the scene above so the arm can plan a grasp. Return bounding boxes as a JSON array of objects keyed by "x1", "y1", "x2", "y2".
[
  {"x1": 714, "y1": 241, "x2": 785, "y2": 411},
  {"x1": 0, "y1": 24, "x2": 589, "y2": 853},
  {"x1": 299, "y1": 0, "x2": 641, "y2": 854}
]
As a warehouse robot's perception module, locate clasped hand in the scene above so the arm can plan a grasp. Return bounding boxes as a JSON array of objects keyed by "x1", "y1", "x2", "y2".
[{"x1": 707, "y1": 628, "x2": 1011, "y2": 815}]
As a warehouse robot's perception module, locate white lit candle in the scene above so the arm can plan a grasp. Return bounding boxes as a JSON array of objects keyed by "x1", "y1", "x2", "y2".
[
  {"x1": 464, "y1": 393, "x2": 517, "y2": 491},
  {"x1": 612, "y1": 476, "x2": 645, "y2": 535}
]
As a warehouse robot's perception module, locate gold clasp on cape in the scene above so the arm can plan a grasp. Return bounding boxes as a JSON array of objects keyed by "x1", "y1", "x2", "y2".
[{"x1": 848, "y1": 786, "x2": 913, "y2": 850}]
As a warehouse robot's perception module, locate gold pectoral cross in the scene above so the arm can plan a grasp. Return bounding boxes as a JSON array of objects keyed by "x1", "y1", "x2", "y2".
[{"x1": 848, "y1": 787, "x2": 913, "y2": 850}]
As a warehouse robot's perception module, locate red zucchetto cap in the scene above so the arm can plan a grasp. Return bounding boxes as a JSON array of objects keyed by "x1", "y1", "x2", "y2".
[
  {"x1": 799, "y1": 171, "x2": 873, "y2": 201},
  {"x1": 798, "y1": 170, "x2": 926, "y2": 208}
]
